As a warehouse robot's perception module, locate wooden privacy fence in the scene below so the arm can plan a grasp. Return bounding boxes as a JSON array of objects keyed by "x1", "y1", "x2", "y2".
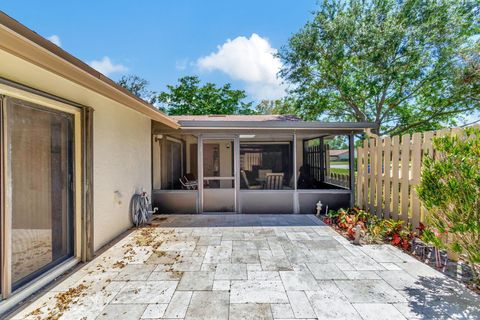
[{"x1": 355, "y1": 127, "x2": 470, "y2": 229}]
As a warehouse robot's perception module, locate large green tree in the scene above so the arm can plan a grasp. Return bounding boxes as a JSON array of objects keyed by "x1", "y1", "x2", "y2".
[
  {"x1": 158, "y1": 76, "x2": 255, "y2": 115},
  {"x1": 256, "y1": 98, "x2": 297, "y2": 115},
  {"x1": 279, "y1": 0, "x2": 480, "y2": 135},
  {"x1": 117, "y1": 75, "x2": 158, "y2": 105}
]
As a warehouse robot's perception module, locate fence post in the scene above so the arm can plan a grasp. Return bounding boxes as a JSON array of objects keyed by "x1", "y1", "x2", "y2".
[
  {"x1": 383, "y1": 136, "x2": 392, "y2": 219},
  {"x1": 410, "y1": 132, "x2": 422, "y2": 229},
  {"x1": 362, "y1": 139, "x2": 369, "y2": 209},
  {"x1": 376, "y1": 136, "x2": 383, "y2": 217},
  {"x1": 368, "y1": 137, "x2": 376, "y2": 214},
  {"x1": 400, "y1": 133, "x2": 410, "y2": 224},
  {"x1": 421, "y1": 131, "x2": 434, "y2": 223},
  {"x1": 391, "y1": 135, "x2": 400, "y2": 220},
  {"x1": 356, "y1": 146, "x2": 364, "y2": 208}
]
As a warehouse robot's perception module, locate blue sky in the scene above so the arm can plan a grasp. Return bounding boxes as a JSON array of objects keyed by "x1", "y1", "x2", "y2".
[{"x1": 2, "y1": 1, "x2": 318, "y2": 103}]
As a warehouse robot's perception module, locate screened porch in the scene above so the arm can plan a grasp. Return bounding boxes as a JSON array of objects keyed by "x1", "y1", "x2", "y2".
[{"x1": 151, "y1": 116, "x2": 372, "y2": 214}]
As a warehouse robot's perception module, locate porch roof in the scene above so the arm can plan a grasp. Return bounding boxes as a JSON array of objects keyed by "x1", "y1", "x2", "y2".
[{"x1": 171, "y1": 114, "x2": 376, "y2": 131}]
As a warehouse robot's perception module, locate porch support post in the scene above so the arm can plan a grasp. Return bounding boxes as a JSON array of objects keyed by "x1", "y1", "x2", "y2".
[
  {"x1": 293, "y1": 131, "x2": 299, "y2": 214},
  {"x1": 234, "y1": 136, "x2": 240, "y2": 213},
  {"x1": 319, "y1": 137, "x2": 325, "y2": 183},
  {"x1": 349, "y1": 132, "x2": 355, "y2": 208},
  {"x1": 197, "y1": 135, "x2": 203, "y2": 214}
]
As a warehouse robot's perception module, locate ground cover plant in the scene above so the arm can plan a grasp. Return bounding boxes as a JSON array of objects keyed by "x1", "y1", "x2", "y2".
[{"x1": 322, "y1": 207, "x2": 415, "y2": 250}]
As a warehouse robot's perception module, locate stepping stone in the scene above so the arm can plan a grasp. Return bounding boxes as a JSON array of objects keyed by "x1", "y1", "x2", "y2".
[
  {"x1": 335, "y1": 280, "x2": 406, "y2": 303},
  {"x1": 185, "y1": 291, "x2": 229, "y2": 320},
  {"x1": 230, "y1": 280, "x2": 288, "y2": 303}
]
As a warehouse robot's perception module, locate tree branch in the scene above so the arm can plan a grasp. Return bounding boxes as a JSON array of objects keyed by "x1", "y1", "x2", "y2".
[{"x1": 385, "y1": 106, "x2": 478, "y2": 135}]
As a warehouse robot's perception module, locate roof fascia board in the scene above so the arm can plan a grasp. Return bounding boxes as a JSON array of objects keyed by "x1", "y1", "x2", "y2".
[
  {"x1": 175, "y1": 120, "x2": 376, "y2": 130},
  {"x1": 154, "y1": 129, "x2": 367, "y2": 136}
]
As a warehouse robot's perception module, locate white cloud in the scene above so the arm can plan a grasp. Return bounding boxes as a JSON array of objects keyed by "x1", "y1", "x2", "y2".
[
  {"x1": 197, "y1": 33, "x2": 286, "y2": 100},
  {"x1": 89, "y1": 56, "x2": 128, "y2": 76},
  {"x1": 47, "y1": 35, "x2": 61, "y2": 47}
]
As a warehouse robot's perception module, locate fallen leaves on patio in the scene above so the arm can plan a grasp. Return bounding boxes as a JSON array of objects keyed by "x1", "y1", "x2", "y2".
[
  {"x1": 112, "y1": 227, "x2": 170, "y2": 269},
  {"x1": 133, "y1": 226, "x2": 170, "y2": 249},
  {"x1": 28, "y1": 283, "x2": 89, "y2": 320},
  {"x1": 112, "y1": 260, "x2": 126, "y2": 269}
]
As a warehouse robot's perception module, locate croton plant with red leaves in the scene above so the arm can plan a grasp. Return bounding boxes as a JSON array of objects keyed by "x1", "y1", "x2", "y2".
[{"x1": 322, "y1": 207, "x2": 417, "y2": 251}]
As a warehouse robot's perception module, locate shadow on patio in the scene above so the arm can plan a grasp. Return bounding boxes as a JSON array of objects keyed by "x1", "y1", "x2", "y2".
[{"x1": 402, "y1": 275, "x2": 480, "y2": 319}]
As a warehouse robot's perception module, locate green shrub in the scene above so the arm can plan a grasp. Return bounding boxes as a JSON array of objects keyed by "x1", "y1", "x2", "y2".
[{"x1": 417, "y1": 127, "x2": 480, "y2": 283}]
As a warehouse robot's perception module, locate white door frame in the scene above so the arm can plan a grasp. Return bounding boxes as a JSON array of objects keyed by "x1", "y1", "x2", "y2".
[
  {"x1": 0, "y1": 90, "x2": 82, "y2": 303},
  {"x1": 197, "y1": 134, "x2": 240, "y2": 213}
]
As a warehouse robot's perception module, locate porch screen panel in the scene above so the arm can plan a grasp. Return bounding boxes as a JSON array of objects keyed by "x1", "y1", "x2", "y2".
[
  {"x1": 239, "y1": 143, "x2": 292, "y2": 190},
  {"x1": 324, "y1": 135, "x2": 350, "y2": 189},
  {"x1": 7, "y1": 98, "x2": 74, "y2": 289},
  {"x1": 202, "y1": 140, "x2": 235, "y2": 212},
  {"x1": 165, "y1": 139, "x2": 182, "y2": 189},
  {"x1": 302, "y1": 135, "x2": 350, "y2": 189}
]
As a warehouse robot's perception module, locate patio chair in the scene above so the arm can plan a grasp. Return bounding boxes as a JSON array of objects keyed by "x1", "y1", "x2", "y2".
[
  {"x1": 265, "y1": 173, "x2": 284, "y2": 190},
  {"x1": 241, "y1": 170, "x2": 262, "y2": 189},
  {"x1": 179, "y1": 176, "x2": 197, "y2": 190}
]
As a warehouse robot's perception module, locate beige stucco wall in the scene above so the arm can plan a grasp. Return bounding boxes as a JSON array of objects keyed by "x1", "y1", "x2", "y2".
[
  {"x1": 93, "y1": 102, "x2": 151, "y2": 250},
  {"x1": 0, "y1": 49, "x2": 153, "y2": 251}
]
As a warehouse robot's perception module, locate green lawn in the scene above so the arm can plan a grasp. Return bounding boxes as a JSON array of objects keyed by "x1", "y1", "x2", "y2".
[
  {"x1": 329, "y1": 161, "x2": 349, "y2": 165},
  {"x1": 330, "y1": 168, "x2": 349, "y2": 174}
]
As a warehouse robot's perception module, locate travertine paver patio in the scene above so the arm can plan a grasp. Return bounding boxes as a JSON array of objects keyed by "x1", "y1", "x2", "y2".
[{"x1": 12, "y1": 215, "x2": 480, "y2": 320}]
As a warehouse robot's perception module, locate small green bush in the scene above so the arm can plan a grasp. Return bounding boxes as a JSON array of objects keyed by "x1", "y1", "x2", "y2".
[{"x1": 417, "y1": 127, "x2": 480, "y2": 283}]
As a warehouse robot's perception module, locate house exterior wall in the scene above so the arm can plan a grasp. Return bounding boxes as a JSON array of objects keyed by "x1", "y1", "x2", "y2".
[
  {"x1": 0, "y1": 49, "x2": 152, "y2": 252},
  {"x1": 93, "y1": 101, "x2": 151, "y2": 251}
]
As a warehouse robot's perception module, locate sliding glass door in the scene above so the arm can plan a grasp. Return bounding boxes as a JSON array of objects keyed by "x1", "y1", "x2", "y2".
[{"x1": 3, "y1": 98, "x2": 75, "y2": 291}]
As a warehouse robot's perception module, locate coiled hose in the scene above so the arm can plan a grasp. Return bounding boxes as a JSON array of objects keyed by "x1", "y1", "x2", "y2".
[{"x1": 131, "y1": 192, "x2": 151, "y2": 227}]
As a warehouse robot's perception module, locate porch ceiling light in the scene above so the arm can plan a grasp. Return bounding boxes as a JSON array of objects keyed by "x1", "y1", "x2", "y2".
[{"x1": 239, "y1": 134, "x2": 255, "y2": 139}]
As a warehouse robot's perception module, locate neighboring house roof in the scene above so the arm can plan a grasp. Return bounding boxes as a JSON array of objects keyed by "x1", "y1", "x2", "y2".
[
  {"x1": 0, "y1": 11, "x2": 178, "y2": 128},
  {"x1": 329, "y1": 149, "x2": 349, "y2": 156}
]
